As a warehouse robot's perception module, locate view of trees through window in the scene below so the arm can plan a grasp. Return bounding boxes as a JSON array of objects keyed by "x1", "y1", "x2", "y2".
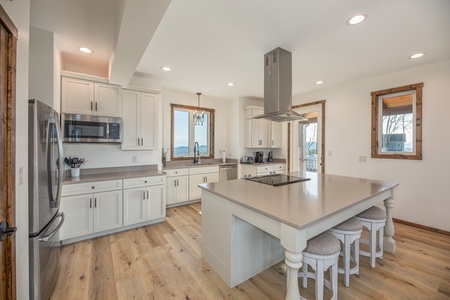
[{"x1": 171, "y1": 104, "x2": 214, "y2": 160}]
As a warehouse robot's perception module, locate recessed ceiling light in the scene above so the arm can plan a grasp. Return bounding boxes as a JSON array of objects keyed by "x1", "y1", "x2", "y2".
[
  {"x1": 346, "y1": 14, "x2": 367, "y2": 25},
  {"x1": 410, "y1": 53, "x2": 424, "y2": 59},
  {"x1": 161, "y1": 66, "x2": 171, "y2": 71},
  {"x1": 79, "y1": 47, "x2": 92, "y2": 54},
  {"x1": 227, "y1": 82, "x2": 235, "y2": 86},
  {"x1": 315, "y1": 80, "x2": 324, "y2": 85}
]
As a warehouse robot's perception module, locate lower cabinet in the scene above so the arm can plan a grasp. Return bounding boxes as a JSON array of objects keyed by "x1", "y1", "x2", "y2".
[
  {"x1": 60, "y1": 176, "x2": 165, "y2": 243},
  {"x1": 165, "y1": 169, "x2": 189, "y2": 206},
  {"x1": 240, "y1": 163, "x2": 286, "y2": 178},
  {"x1": 189, "y1": 166, "x2": 220, "y2": 200},
  {"x1": 61, "y1": 189, "x2": 123, "y2": 240}
]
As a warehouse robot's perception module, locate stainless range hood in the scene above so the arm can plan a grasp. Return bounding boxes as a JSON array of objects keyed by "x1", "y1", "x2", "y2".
[{"x1": 253, "y1": 47, "x2": 307, "y2": 122}]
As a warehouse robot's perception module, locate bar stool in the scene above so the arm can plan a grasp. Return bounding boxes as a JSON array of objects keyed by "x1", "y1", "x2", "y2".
[
  {"x1": 330, "y1": 217, "x2": 362, "y2": 287},
  {"x1": 288, "y1": 231, "x2": 340, "y2": 300},
  {"x1": 356, "y1": 206, "x2": 387, "y2": 268}
]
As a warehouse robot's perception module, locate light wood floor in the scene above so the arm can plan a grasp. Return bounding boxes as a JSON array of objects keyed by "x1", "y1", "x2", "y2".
[{"x1": 51, "y1": 203, "x2": 450, "y2": 300}]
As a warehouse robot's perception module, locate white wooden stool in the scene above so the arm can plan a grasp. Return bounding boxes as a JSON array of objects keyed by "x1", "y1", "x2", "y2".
[
  {"x1": 330, "y1": 217, "x2": 362, "y2": 287},
  {"x1": 290, "y1": 231, "x2": 340, "y2": 300},
  {"x1": 356, "y1": 206, "x2": 387, "y2": 268}
]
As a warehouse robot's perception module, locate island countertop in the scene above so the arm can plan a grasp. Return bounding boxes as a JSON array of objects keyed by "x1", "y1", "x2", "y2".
[{"x1": 199, "y1": 172, "x2": 398, "y2": 230}]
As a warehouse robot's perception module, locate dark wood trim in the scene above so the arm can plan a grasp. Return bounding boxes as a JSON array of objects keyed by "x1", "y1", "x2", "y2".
[
  {"x1": 170, "y1": 103, "x2": 215, "y2": 161},
  {"x1": 371, "y1": 83, "x2": 423, "y2": 160},
  {"x1": 0, "y1": 5, "x2": 18, "y2": 38},
  {"x1": 291, "y1": 100, "x2": 326, "y2": 173},
  {"x1": 394, "y1": 218, "x2": 450, "y2": 236}
]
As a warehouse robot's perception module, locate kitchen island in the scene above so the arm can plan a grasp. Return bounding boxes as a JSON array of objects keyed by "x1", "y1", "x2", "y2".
[{"x1": 199, "y1": 172, "x2": 398, "y2": 300}]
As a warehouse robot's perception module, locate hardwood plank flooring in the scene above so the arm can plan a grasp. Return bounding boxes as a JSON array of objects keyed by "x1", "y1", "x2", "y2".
[{"x1": 51, "y1": 203, "x2": 450, "y2": 299}]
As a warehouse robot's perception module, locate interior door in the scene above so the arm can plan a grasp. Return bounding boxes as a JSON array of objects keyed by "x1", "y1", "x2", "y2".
[
  {"x1": 289, "y1": 101, "x2": 325, "y2": 173},
  {"x1": 0, "y1": 5, "x2": 18, "y2": 299}
]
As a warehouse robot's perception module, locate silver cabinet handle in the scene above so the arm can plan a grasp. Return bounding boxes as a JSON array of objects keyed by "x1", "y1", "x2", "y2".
[
  {"x1": 137, "y1": 138, "x2": 140, "y2": 146},
  {"x1": 91, "y1": 101, "x2": 93, "y2": 111},
  {"x1": 95, "y1": 102, "x2": 98, "y2": 111},
  {"x1": 141, "y1": 138, "x2": 144, "y2": 146},
  {"x1": 147, "y1": 190, "x2": 149, "y2": 199},
  {"x1": 90, "y1": 198, "x2": 92, "y2": 208},
  {"x1": 94, "y1": 198, "x2": 97, "y2": 208},
  {"x1": 143, "y1": 191, "x2": 146, "y2": 199}
]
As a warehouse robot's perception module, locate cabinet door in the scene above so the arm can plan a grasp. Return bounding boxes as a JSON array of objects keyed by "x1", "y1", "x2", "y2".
[
  {"x1": 189, "y1": 174, "x2": 205, "y2": 200},
  {"x1": 166, "y1": 177, "x2": 177, "y2": 206},
  {"x1": 94, "y1": 82, "x2": 122, "y2": 117},
  {"x1": 139, "y1": 93, "x2": 156, "y2": 150},
  {"x1": 123, "y1": 188, "x2": 146, "y2": 226},
  {"x1": 206, "y1": 172, "x2": 220, "y2": 184},
  {"x1": 94, "y1": 190, "x2": 123, "y2": 232},
  {"x1": 270, "y1": 121, "x2": 282, "y2": 148},
  {"x1": 175, "y1": 176, "x2": 189, "y2": 203},
  {"x1": 61, "y1": 194, "x2": 94, "y2": 239},
  {"x1": 61, "y1": 77, "x2": 94, "y2": 115},
  {"x1": 148, "y1": 185, "x2": 165, "y2": 220},
  {"x1": 121, "y1": 90, "x2": 140, "y2": 150}
]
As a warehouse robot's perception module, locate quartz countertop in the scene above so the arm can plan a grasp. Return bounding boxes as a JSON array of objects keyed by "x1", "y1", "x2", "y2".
[
  {"x1": 163, "y1": 160, "x2": 238, "y2": 170},
  {"x1": 199, "y1": 172, "x2": 398, "y2": 229},
  {"x1": 63, "y1": 166, "x2": 165, "y2": 185}
]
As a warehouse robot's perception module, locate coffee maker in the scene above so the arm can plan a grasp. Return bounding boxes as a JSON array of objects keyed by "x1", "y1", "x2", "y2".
[{"x1": 254, "y1": 151, "x2": 264, "y2": 163}]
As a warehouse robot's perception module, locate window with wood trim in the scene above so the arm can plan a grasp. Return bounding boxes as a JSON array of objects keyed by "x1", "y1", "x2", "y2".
[
  {"x1": 371, "y1": 83, "x2": 423, "y2": 160},
  {"x1": 170, "y1": 104, "x2": 215, "y2": 160}
]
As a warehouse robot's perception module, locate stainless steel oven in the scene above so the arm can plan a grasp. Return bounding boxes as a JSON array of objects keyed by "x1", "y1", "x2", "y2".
[{"x1": 61, "y1": 113, "x2": 122, "y2": 143}]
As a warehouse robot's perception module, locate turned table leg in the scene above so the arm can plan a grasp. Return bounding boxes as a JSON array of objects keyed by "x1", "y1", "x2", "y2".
[
  {"x1": 383, "y1": 196, "x2": 396, "y2": 253},
  {"x1": 284, "y1": 250, "x2": 303, "y2": 300}
]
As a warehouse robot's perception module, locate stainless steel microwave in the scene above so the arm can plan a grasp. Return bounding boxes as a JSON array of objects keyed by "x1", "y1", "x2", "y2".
[{"x1": 61, "y1": 114, "x2": 122, "y2": 143}]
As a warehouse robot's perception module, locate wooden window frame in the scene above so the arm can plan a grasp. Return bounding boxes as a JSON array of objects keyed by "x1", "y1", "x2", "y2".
[
  {"x1": 371, "y1": 83, "x2": 423, "y2": 160},
  {"x1": 170, "y1": 104, "x2": 215, "y2": 161}
]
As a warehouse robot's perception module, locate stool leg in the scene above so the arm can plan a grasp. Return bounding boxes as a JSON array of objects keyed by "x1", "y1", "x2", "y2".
[
  {"x1": 331, "y1": 261, "x2": 338, "y2": 300},
  {"x1": 370, "y1": 223, "x2": 377, "y2": 268},
  {"x1": 378, "y1": 225, "x2": 385, "y2": 260},
  {"x1": 302, "y1": 261, "x2": 308, "y2": 288},
  {"x1": 343, "y1": 235, "x2": 351, "y2": 287},
  {"x1": 354, "y1": 238, "x2": 360, "y2": 276},
  {"x1": 316, "y1": 260, "x2": 324, "y2": 300}
]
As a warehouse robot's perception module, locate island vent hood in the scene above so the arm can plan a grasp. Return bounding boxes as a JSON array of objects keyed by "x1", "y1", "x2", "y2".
[{"x1": 252, "y1": 47, "x2": 307, "y2": 122}]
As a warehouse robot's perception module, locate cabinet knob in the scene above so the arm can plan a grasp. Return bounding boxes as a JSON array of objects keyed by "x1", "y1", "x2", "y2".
[
  {"x1": 91, "y1": 186, "x2": 95, "y2": 189},
  {"x1": 145, "y1": 180, "x2": 147, "y2": 183}
]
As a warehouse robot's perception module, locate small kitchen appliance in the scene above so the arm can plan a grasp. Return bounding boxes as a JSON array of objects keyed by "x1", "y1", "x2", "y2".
[
  {"x1": 255, "y1": 151, "x2": 264, "y2": 163},
  {"x1": 62, "y1": 113, "x2": 122, "y2": 143},
  {"x1": 268, "y1": 151, "x2": 273, "y2": 162},
  {"x1": 241, "y1": 156, "x2": 254, "y2": 164}
]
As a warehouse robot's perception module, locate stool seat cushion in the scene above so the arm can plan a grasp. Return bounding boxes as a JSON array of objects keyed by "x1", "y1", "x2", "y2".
[
  {"x1": 357, "y1": 206, "x2": 386, "y2": 220},
  {"x1": 305, "y1": 231, "x2": 340, "y2": 256},
  {"x1": 333, "y1": 217, "x2": 363, "y2": 231}
]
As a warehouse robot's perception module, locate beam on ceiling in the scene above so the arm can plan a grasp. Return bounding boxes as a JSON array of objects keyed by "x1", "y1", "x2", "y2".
[{"x1": 109, "y1": 0, "x2": 171, "y2": 87}]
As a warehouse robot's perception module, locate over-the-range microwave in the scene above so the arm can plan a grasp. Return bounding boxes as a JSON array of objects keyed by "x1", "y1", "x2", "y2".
[{"x1": 61, "y1": 113, "x2": 122, "y2": 143}]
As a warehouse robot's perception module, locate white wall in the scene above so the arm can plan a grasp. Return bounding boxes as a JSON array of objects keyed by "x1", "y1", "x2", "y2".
[
  {"x1": 161, "y1": 88, "x2": 235, "y2": 160},
  {"x1": 2, "y1": 0, "x2": 31, "y2": 298},
  {"x1": 292, "y1": 60, "x2": 450, "y2": 231}
]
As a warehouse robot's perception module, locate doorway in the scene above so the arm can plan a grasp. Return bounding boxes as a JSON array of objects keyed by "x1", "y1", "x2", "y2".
[
  {"x1": 0, "y1": 4, "x2": 18, "y2": 300},
  {"x1": 288, "y1": 100, "x2": 326, "y2": 173}
]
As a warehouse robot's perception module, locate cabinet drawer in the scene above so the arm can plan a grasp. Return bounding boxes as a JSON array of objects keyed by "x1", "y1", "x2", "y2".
[
  {"x1": 165, "y1": 168, "x2": 189, "y2": 177},
  {"x1": 62, "y1": 179, "x2": 122, "y2": 196},
  {"x1": 274, "y1": 164, "x2": 286, "y2": 171},
  {"x1": 189, "y1": 166, "x2": 219, "y2": 175},
  {"x1": 123, "y1": 176, "x2": 166, "y2": 189},
  {"x1": 256, "y1": 165, "x2": 275, "y2": 173}
]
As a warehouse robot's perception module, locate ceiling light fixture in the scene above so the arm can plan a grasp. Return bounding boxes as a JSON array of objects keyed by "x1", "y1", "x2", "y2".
[
  {"x1": 79, "y1": 47, "x2": 93, "y2": 54},
  {"x1": 161, "y1": 66, "x2": 171, "y2": 71},
  {"x1": 346, "y1": 14, "x2": 367, "y2": 25},
  {"x1": 410, "y1": 53, "x2": 424, "y2": 59},
  {"x1": 193, "y1": 93, "x2": 205, "y2": 126},
  {"x1": 315, "y1": 80, "x2": 324, "y2": 85},
  {"x1": 227, "y1": 82, "x2": 235, "y2": 86}
]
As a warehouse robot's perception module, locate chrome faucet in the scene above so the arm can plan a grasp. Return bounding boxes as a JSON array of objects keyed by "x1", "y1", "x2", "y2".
[{"x1": 194, "y1": 142, "x2": 200, "y2": 164}]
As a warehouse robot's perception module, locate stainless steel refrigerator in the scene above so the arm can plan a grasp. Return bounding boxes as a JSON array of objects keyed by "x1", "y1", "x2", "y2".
[{"x1": 28, "y1": 99, "x2": 65, "y2": 300}]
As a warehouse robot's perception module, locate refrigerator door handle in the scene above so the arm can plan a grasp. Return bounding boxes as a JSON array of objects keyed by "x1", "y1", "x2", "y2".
[
  {"x1": 47, "y1": 113, "x2": 64, "y2": 209},
  {"x1": 38, "y1": 212, "x2": 65, "y2": 242}
]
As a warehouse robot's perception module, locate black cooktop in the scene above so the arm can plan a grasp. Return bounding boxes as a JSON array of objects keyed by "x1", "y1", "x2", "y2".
[{"x1": 245, "y1": 174, "x2": 310, "y2": 186}]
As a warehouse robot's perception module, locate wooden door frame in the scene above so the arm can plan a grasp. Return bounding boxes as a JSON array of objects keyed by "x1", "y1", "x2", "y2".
[
  {"x1": 287, "y1": 100, "x2": 326, "y2": 173},
  {"x1": 0, "y1": 4, "x2": 17, "y2": 300}
]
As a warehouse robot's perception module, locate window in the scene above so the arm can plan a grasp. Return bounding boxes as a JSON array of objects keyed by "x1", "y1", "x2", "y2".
[
  {"x1": 371, "y1": 83, "x2": 423, "y2": 160},
  {"x1": 171, "y1": 104, "x2": 215, "y2": 160}
]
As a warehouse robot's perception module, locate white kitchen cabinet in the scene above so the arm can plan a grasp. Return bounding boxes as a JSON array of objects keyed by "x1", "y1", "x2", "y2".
[
  {"x1": 269, "y1": 121, "x2": 282, "y2": 148},
  {"x1": 240, "y1": 163, "x2": 286, "y2": 178},
  {"x1": 122, "y1": 89, "x2": 157, "y2": 150},
  {"x1": 61, "y1": 76, "x2": 122, "y2": 117},
  {"x1": 61, "y1": 181, "x2": 123, "y2": 240},
  {"x1": 123, "y1": 176, "x2": 166, "y2": 226},
  {"x1": 165, "y1": 169, "x2": 189, "y2": 206},
  {"x1": 244, "y1": 106, "x2": 268, "y2": 148},
  {"x1": 189, "y1": 166, "x2": 220, "y2": 200}
]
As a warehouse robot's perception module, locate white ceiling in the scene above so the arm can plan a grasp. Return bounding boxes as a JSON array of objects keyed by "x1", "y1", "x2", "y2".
[{"x1": 30, "y1": 0, "x2": 450, "y2": 100}]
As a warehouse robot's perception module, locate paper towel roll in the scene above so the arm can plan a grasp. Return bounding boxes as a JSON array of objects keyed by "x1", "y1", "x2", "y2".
[{"x1": 222, "y1": 150, "x2": 226, "y2": 163}]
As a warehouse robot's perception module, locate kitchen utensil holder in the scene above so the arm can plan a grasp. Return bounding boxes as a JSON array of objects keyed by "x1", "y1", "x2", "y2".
[{"x1": 71, "y1": 167, "x2": 80, "y2": 177}]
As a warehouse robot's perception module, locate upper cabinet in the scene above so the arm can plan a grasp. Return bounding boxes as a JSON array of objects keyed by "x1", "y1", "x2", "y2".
[
  {"x1": 244, "y1": 106, "x2": 282, "y2": 148},
  {"x1": 121, "y1": 89, "x2": 157, "y2": 150},
  {"x1": 61, "y1": 76, "x2": 122, "y2": 117}
]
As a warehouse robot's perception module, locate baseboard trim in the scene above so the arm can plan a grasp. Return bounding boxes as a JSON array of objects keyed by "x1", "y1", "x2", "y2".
[{"x1": 393, "y1": 218, "x2": 450, "y2": 236}]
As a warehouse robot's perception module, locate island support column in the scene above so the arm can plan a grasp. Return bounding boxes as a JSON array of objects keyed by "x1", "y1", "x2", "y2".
[
  {"x1": 281, "y1": 223, "x2": 307, "y2": 300},
  {"x1": 383, "y1": 195, "x2": 396, "y2": 253}
]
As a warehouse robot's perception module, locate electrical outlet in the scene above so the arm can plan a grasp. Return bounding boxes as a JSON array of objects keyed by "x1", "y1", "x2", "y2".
[
  {"x1": 132, "y1": 156, "x2": 137, "y2": 163},
  {"x1": 358, "y1": 156, "x2": 367, "y2": 163}
]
